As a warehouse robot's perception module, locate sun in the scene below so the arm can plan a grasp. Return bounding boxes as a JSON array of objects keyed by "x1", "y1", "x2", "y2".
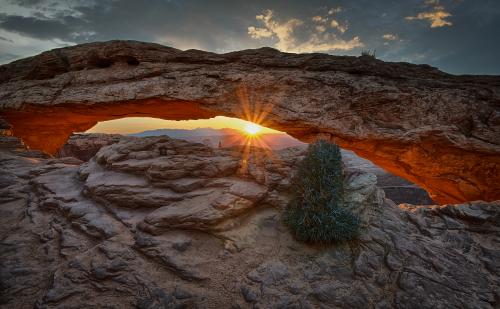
[{"x1": 243, "y1": 123, "x2": 262, "y2": 135}]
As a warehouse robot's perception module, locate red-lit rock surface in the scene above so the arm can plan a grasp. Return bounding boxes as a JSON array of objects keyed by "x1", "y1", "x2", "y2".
[
  {"x1": 0, "y1": 40, "x2": 499, "y2": 203},
  {"x1": 1, "y1": 135, "x2": 499, "y2": 308}
]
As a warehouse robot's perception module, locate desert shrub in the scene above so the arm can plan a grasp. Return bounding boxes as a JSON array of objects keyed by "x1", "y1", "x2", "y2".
[
  {"x1": 361, "y1": 49, "x2": 376, "y2": 58},
  {"x1": 283, "y1": 140, "x2": 359, "y2": 243}
]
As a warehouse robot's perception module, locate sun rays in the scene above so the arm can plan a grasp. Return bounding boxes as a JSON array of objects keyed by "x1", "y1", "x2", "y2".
[
  {"x1": 243, "y1": 122, "x2": 262, "y2": 136},
  {"x1": 232, "y1": 86, "x2": 288, "y2": 177}
]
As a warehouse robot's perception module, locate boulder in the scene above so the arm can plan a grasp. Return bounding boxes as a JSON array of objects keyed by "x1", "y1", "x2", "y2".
[{"x1": 56, "y1": 133, "x2": 123, "y2": 161}]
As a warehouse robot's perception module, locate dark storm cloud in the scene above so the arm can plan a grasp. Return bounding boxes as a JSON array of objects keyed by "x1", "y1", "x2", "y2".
[
  {"x1": 7, "y1": 0, "x2": 44, "y2": 6},
  {"x1": 0, "y1": 13, "x2": 88, "y2": 41},
  {"x1": 0, "y1": 0, "x2": 260, "y2": 50},
  {"x1": 0, "y1": 0, "x2": 499, "y2": 74}
]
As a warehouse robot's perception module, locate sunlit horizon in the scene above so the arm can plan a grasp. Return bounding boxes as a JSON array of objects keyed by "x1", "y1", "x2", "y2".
[
  {"x1": 243, "y1": 123, "x2": 263, "y2": 136},
  {"x1": 85, "y1": 116, "x2": 284, "y2": 135}
]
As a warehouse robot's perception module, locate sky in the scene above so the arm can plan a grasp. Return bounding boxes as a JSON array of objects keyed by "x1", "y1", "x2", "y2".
[
  {"x1": 0, "y1": 0, "x2": 499, "y2": 75},
  {"x1": 86, "y1": 116, "x2": 282, "y2": 135}
]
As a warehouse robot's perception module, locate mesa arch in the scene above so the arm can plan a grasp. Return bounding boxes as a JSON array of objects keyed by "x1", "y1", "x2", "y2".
[{"x1": 0, "y1": 40, "x2": 499, "y2": 205}]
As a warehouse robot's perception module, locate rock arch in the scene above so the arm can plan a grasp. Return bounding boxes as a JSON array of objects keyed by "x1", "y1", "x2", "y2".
[{"x1": 0, "y1": 40, "x2": 499, "y2": 204}]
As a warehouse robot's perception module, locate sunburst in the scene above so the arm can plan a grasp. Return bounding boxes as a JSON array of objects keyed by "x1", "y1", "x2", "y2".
[
  {"x1": 231, "y1": 85, "x2": 287, "y2": 176},
  {"x1": 243, "y1": 123, "x2": 262, "y2": 136}
]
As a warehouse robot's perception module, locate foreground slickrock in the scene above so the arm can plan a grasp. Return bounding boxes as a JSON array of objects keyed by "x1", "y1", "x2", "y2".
[
  {"x1": 0, "y1": 41, "x2": 499, "y2": 203},
  {"x1": 59, "y1": 132, "x2": 434, "y2": 205},
  {"x1": 1, "y1": 135, "x2": 499, "y2": 308}
]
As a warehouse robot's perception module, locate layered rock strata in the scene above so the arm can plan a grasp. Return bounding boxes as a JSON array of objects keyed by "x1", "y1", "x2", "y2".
[{"x1": 0, "y1": 41, "x2": 499, "y2": 203}]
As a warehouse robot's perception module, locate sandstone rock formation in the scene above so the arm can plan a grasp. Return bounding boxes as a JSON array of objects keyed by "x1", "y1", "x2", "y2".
[
  {"x1": 1, "y1": 135, "x2": 499, "y2": 308},
  {"x1": 342, "y1": 149, "x2": 434, "y2": 205},
  {"x1": 58, "y1": 132, "x2": 434, "y2": 204},
  {"x1": 0, "y1": 41, "x2": 498, "y2": 203},
  {"x1": 56, "y1": 133, "x2": 123, "y2": 161}
]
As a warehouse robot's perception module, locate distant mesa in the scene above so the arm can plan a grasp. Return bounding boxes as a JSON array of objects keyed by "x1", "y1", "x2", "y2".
[
  {"x1": 129, "y1": 127, "x2": 241, "y2": 138},
  {"x1": 128, "y1": 127, "x2": 306, "y2": 150}
]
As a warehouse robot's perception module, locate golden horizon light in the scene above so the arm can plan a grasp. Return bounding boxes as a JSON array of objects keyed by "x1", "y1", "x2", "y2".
[
  {"x1": 243, "y1": 123, "x2": 262, "y2": 136},
  {"x1": 85, "y1": 116, "x2": 282, "y2": 135}
]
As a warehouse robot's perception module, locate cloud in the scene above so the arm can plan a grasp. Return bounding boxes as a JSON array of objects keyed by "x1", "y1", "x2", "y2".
[
  {"x1": 292, "y1": 34, "x2": 363, "y2": 53},
  {"x1": 248, "y1": 10, "x2": 303, "y2": 52},
  {"x1": 0, "y1": 13, "x2": 86, "y2": 41},
  {"x1": 406, "y1": 10, "x2": 452, "y2": 28},
  {"x1": 7, "y1": 0, "x2": 45, "y2": 6},
  {"x1": 0, "y1": 0, "x2": 256, "y2": 54},
  {"x1": 0, "y1": 35, "x2": 14, "y2": 42},
  {"x1": 0, "y1": 27, "x2": 73, "y2": 64},
  {"x1": 315, "y1": 25, "x2": 326, "y2": 33},
  {"x1": 248, "y1": 26, "x2": 272, "y2": 39},
  {"x1": 328, "y1": 7, "x2": 342, "y2": 15},
  {"x1": 406, "y1": 0, "x2": 453, "y2": 28},
  {"x1": 312, "y1": 16, "x2": 326, "y2": 23},
  {"x1": 0, "y1": 0, "x2": 498, "y2": 75},
  {"x1": 382, "y1": 33, "x2": 398, "y2": 40},
  {"x1": 248, "y1": 9, "x2": 363, "y2": 53},
  {"x1": 330, "y1": 19, "x2": 347, "y2": 33},
  {"x1": 312, "y1": 7, "x2": 348, "y2": 33}
]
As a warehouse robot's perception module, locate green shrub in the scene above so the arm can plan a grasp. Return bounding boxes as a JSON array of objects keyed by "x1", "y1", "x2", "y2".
[{"x1": 283, "y1": 140, "x2": 359, "y2": 243}]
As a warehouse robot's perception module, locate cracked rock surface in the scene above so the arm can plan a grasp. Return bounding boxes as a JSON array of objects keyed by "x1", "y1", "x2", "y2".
[
  {"x1": 60, "y1": 132, "x2": 435, "y2": 205},
  {"x1": 0, "y1": 40, "x2": 499, "y2": 203},
  {"x1": 0, "y1": 135, "x2": 499, "y2": 308}
]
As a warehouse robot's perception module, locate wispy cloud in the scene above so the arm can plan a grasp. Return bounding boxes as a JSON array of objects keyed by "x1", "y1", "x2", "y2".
[
  {"x1": 248, "y1": 10, "x2": 303, "y2": 51},
  {"x1": 405, "y1": 0, "x2": 452, "y2": 28},
  {"x1": 329, "y1": 19, "x2": 347, "y2": 33},
  {"x1": 328, "y1": 7, "x2": 342, "y2": 15},
  {"x1": 247, "y1": 9, "x2": 363, "y2": 53},
  {"x1": 247, "y1": 26, "x2": 273, "y2": 39},
  {"x1": 292, "y1": 34, "x2": 363, "y2": 53},
  {"x1": 312, "y1": 16, "x2": 326, "y2": 23},
  {"x1": 0, "y1": 35, "x2": 14, "y2": 42},
  {"x1": 382, "y1": 33, "x2": 398, "y2": 40},
  {"x1": 312, "y1": 10, "x2": 347, "y2": 34}
]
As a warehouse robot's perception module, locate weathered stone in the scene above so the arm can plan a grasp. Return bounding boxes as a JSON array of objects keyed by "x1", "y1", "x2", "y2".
[
  {"x1": 56, "y1": 133, "x2": 123, "y2": 161},
  {"x1": 247, "y1": 261, "x2": 290, "y2": 286},
  {"x1": 0, "y1": 41, "x2": 499, "y2": 203},
  {"x1": 1, "y1": 135, "x2": 499, "y2": 309},
  {"x1": 240, "y1": 285, "x2": 260, "y2": 303}
]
